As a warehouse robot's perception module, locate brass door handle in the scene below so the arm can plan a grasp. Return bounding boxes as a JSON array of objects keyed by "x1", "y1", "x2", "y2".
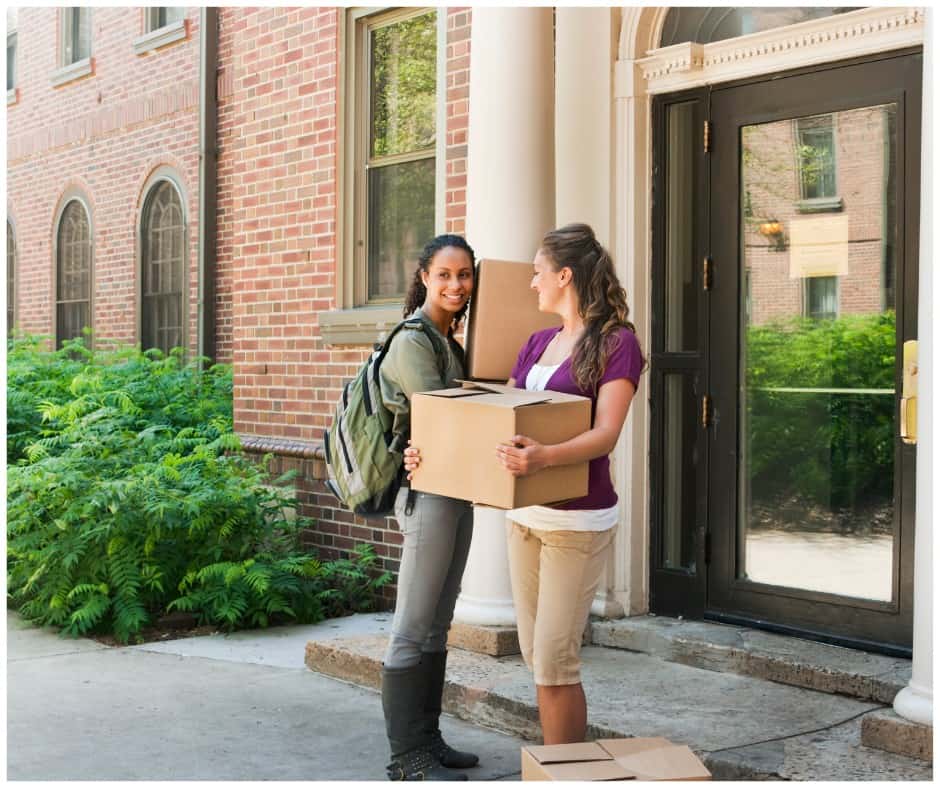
[{"x1": 900, "y1": 340, "x2": 917, "y2": 444}]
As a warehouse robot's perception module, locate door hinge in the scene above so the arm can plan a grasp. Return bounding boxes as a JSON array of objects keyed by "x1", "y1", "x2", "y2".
[
  {"x1": 704, "y1": 531, "x2": 712, "y2": 564},
  {"x1": 702, "y1": 394, "x2": 711, "y2": 429},
  {"x1": 703, "y1": 257, "x2": 713, "y2": 291},
  {"x1": 704, "y1": 120, "x2": 711, "y2": 153}
]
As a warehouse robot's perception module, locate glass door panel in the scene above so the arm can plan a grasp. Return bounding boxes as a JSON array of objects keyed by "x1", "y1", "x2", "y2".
[{"x1": 738, "y1": 105, "x2": 897, "y2": 603}]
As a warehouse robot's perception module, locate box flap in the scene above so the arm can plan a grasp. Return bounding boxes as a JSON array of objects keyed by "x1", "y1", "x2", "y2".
[
  {"x1": 457, "y1": 379, "x2": 589, "y2": 405},
  {"x1": 458, "y1": 379, "x2": 518, "y2": 395},
  {"x1": 543, "y1": 760, "x2": 636, "y2": 781},
  {"x1": 524, "y1": 742, "x2": 613, "y2": 765},
  {"x1": 416, "y1": 387, "x2": 489, "y2": 399},
  {"x1": 617, "y1": 745, "x2": 712, "y2": 781}
]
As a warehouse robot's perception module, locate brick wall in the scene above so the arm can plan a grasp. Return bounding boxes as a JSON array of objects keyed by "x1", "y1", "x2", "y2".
[
  {"x1": 216, "y1": 7, "x2": 472, "y2": 600},
  {"x1": 7, "y1": 8, "x2": 203, "y2": 351}
]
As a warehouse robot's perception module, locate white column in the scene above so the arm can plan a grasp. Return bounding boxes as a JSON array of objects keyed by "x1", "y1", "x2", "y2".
[
  {"x1": 554, "y1": 7, "x2": 625, "y2": 619},
  {"x1": 894, "y1": 9, "x2": 933, "y2": 727},
  {"x1": 609, "y1": 53, "x2": 654, "y2": 615},
  {"x1": 555, "y1": 7, "x2": 615, "y2": 246},
  {"x1": 454, "y1": 6, "x2": 555, "y2": 628}
]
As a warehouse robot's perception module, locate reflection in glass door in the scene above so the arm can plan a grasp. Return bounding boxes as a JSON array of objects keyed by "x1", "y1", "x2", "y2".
[
  {"x1": 739, "y1": 105, "x2": 898, "y2": 603},
  {"x1": 706, "y1": 52, "x2": 919, "y2": 652}
]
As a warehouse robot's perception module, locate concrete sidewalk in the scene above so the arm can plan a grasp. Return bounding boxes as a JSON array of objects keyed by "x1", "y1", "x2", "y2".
[{"x1": 7, "y1": 612, "x2": 527, "y2": 781}]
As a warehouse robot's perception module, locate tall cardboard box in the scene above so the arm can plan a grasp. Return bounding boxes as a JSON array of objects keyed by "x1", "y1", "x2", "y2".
[
  {"x1": 521, "y1": 738, "x2": 712, "y2": 781},
  {"x1": 410, "y1": 381, "x2": 590, "y2": 508},
  {"x1": 466, "y1": 259, "x2": 562, "y2": 382}
]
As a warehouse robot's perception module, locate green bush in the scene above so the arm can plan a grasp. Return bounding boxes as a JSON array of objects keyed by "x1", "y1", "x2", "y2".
[
  {"x1": 7, "y1": 335, "x2": 390, "y2": 642},
  {"x1": 746, "y1": 311, "x2": 896, "y2": 508}
]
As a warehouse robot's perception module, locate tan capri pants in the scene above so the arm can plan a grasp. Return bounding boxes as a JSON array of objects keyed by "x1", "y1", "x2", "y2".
[{"x1": 506, "y1": 521, "x2": 615, "y2": 686}]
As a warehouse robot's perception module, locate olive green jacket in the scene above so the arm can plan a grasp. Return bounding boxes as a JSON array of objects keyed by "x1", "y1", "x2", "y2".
[{"x1": 379, "y1": 308, "x2": 466, "y2": 439}]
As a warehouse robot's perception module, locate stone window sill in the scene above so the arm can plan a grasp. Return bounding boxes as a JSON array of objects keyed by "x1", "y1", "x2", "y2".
[
  {"x1": 797, "y1": 196, "x2": 844, "y2": 214},
  {"x1": 319, "y1": 306, "x2": 404, "y2": 346},
  {"x1": 7, "y1": 87, "x2": 18, "y2": 106},
  {"x1": 133, "y1": 19, "x2": 188, "y2": 56},
  {"x1": 51, "y1": 57, "x2": 94, "y2": 88}
]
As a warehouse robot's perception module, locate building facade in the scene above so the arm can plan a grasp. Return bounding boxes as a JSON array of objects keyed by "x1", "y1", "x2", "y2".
[{"x1": 6, "y1": 6, "x2": 931, "y2": 728}]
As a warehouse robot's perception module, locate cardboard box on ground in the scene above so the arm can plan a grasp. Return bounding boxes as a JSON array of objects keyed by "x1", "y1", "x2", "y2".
[
  {"x1": 410, "y1": 259, "x2": 590, "y2": 509},
  {"x1": 521, "y1": 738, "x2": 712, "y2": 781}
]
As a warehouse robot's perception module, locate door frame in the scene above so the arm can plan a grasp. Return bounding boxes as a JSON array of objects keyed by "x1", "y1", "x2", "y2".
[{"x1": 648, "y1": 48, "x2": 921, "y2": 656}]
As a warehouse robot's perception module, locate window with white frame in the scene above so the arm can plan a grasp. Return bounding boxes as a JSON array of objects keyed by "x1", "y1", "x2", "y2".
[
  {"x1": 7, "y1": 8, "x2": 17, "y2": 93},
  {"x1": 60, "y1": 7, "x2": 91, "y2": 66},
  {"x1": 348, "y1": 8, "x2": 438, "y2": 306},
  {"x1": 146, "y1": 8, "x2": 185, "y2": 33}
]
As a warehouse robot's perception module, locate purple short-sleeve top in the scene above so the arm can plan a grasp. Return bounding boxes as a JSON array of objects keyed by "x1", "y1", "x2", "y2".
[{"x1": 510, "y1": 326, "x2": 643, "y2": 510}]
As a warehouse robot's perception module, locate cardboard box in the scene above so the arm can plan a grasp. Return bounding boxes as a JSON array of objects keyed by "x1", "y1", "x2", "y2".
[
  {"x1": 410, "y1": 381, "x2": 590, "y2": 509},
  {"x1": 521, "y1": 738, "x2": 712, "y2": 781},
  {"x1": 465, "y1": 259, "x2": 562, "y2": 382}
]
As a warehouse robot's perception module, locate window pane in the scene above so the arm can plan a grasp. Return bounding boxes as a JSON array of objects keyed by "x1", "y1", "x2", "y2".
[
  {"x1": 75, "y1": 8, "x2": 91, "y2": 61},
  {"x1": 142, "y1": 182, "x2": 185, "y2": 354},
  {"x1": 56, "y1": 200, "x2": 92, "y2": 347},
  {"x1": 367, "y1": 158, "x2": 435, "y2": 301},
  {"x1": 151, "y1": 8, "x2": 185, "y2": 30},
  {"x1": 798, "y1": 115, "x2": 837, "y2": 200},
  {"x1": 660, "y1": 7, "x2": 862, "y2": 47},
  {"x1": 370, "y1": 11, "x2": 437, "y2": 158},
  {"x1": 662, "y1": 373, "x2": 699, "y2": 571},
  {"x1": 806, "y1": 276, "x2": 837, "y2": 320},
  {"x1": 664, "y1": 100, "x2": 698, "y2": 352},
  {"x1": 7, "y1": 33, "x2": 15, "y2": 91},
  {"x1": 7, "y1": 222, "x2": 15, "y2": 333},
  {"x1": 739, "y1": 104, "x2": 898, "y2": 602}
]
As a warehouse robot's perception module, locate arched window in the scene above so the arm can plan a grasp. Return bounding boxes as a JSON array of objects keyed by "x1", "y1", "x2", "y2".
[
  {"x1": 56, "y1": 199, "x2": 92, "y2": 348},
  {"x1": 6, "y1": 220, "x2": 15, "y2": 334},
  {"x1": 141, "y1": 179, "x2": 185, "y2": 354},
  {"x1": 659, "y1": 7, "x2": 863, "y2": 47}
]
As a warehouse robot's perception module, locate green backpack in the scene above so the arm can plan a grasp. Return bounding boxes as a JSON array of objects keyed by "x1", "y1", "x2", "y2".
[{"x1": 323, "y1": 317, "x2": 450, "y2": 518}]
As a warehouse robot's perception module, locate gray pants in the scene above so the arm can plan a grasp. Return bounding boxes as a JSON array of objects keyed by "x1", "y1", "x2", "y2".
[{"x1": 383, "y1": 488, "x2": 474, "y2": 668}]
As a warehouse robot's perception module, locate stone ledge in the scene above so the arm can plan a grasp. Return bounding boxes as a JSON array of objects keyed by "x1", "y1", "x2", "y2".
[
  {"x1": 591, "y1": 615, "x2": 911, "y2": 704},
  {"x1": 51, "y1": 57, "x2": 94, "y2": 88},
  {"x1": 447, "y1": 622, "x2": 520, "y2": 657},
  {"x1": 132, "y1": 19, "x2": 188, "y2": 55},
  {"x1": 861, "y1": 708, "x2": 932, "y2": 762}
]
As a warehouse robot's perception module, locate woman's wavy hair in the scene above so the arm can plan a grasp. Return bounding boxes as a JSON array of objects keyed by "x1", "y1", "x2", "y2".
[
  {"x1": 540, "y1": 223, "x2": 644, "y2": 393},
  {"x1": 403, "y1": 234, "x2": 477, "y2": 333}
]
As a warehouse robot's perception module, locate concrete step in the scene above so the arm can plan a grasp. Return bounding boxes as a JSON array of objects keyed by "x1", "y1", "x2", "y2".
[
  {"x1": 591, "y1": 615, "x2": 912, "y2": 705},
  {"x1": 304, "y1": 616, "x2": 931, "y2": 781},
  {"x1": 861, "y1": 708, "x2": 933, "y2": 762}
]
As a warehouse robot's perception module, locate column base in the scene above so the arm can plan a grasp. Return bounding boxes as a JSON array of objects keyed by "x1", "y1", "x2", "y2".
[
  {"x1": 447, "y1": 621, "x2": 521, "y2": 656},
  {"x1": 591, "y1": 590, "x2": 626, "y2": 619},
  {"x1": 894, "y1": 683, "x2": 933, "y2": 726},
  {"x1": 453, "y1": 594, "x2": 517, "y2": 627}
]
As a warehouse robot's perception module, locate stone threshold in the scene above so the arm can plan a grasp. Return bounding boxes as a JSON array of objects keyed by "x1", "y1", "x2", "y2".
[
  {"x1": 591, "y1": 615, "x2": 912, "y2": 705},
  {"x1": 305, "y1": 632, "x2": 931, "y2": 781}
]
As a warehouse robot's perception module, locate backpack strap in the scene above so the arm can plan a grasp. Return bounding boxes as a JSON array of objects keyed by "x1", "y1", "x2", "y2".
[
  {"x1": 371, "y1": 316, "x2": 452, "y2": 454},
  {"x1": 372, "y1": 316, "x2": 450, "y2": 388}
]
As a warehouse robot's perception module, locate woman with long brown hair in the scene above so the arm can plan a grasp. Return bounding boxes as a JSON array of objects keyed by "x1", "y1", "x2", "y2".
[{"x1": 406, "y1": 223, "x2": 644, "y2": 744}]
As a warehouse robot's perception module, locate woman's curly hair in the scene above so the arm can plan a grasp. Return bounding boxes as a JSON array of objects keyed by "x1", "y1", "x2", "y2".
[
  {"x1": 540, "y1": 223, "x2": 644, "y2": 393},
  {"x1": 403, "y1": 234, "x2": 476, "y2": 333}
]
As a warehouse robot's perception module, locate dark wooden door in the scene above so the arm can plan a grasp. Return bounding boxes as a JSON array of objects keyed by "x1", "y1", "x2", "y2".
[
  {"x1": 650, "y1": 50, "x2": 921, "y2": 655},
  {"x1": 706, "y1": 51, "x2": 920, "y2": 654}
]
